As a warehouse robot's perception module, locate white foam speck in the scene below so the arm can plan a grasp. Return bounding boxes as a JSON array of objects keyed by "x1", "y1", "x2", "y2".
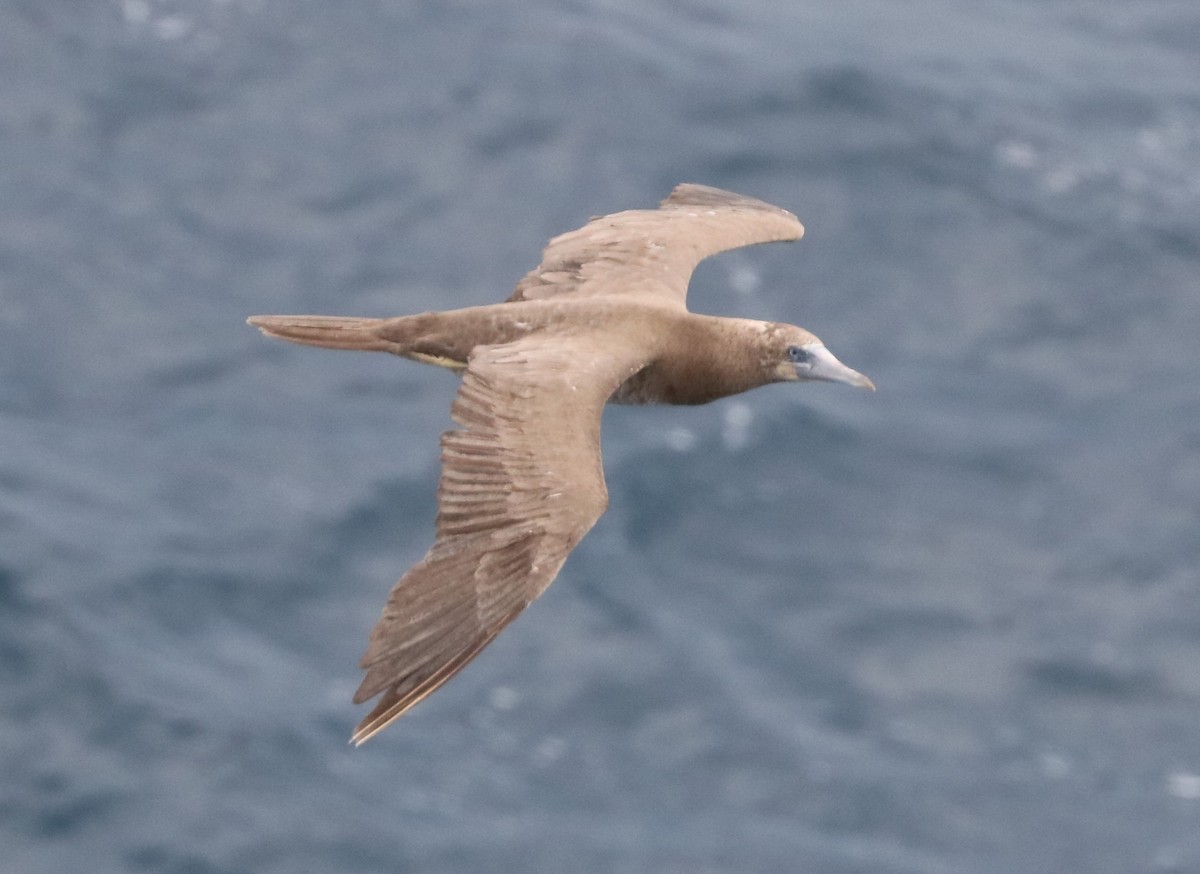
[
  {"x1": 1039, "y1": 751, "x2": 1071, "y2": 779},
  {"x1": 997, "y1": 139, "x2": 1038, "y2": 169},
  {"x1": 664, "y1": 427, "x2": 697, "y2": 452},
  {"x1": 489, "y1": 685, "x2": 520, "y2": 711},
  {"x1": 154, "y1": 15, "x2": 192, "y2": 40},
  {"x1": 1042, "y1": 166, "x2": 1080, "y2": 194},
  {"x1": 721, "y1": 401, "x2": 754, "y2": 451},
  {"x1": 123, "y1": 0, "x2": 150, "y2": 24},
  {"x1": 728, "y1": 263, "x2": 761, "y2": 295},
  {"x1": 1166, "y1": 771, "x2": 1200, "y2": 800},
  {"x1": 532, "y1": 736, "x2": 568, "y2": 766}
]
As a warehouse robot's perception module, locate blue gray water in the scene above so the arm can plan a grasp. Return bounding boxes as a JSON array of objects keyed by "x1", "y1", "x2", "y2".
[{"x1": 3, "y1": 1, "x2": 1199, "y2": 872}]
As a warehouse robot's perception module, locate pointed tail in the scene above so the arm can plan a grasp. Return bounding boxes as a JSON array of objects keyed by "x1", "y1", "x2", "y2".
[{"x1": 247, "y1": 315, "x2": 393, "y2": 352}]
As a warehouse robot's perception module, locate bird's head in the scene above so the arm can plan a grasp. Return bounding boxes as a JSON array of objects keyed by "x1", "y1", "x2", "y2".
[{"x1": 768, "y1": 324, "x2": 875, "y2": 391}]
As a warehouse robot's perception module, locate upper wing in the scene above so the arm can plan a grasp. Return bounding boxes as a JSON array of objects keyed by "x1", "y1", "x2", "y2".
[
  {"x1": 507, "y1": 183, "x2": 804, "y2": 309},
  {"x1": 351, "y1": 332, "x2": 650, "y2": 743}
]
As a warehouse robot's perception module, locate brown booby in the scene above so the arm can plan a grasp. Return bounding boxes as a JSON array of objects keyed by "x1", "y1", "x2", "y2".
[{"x1": 249, "y1": 184, "x2": 874, "y2": 744}]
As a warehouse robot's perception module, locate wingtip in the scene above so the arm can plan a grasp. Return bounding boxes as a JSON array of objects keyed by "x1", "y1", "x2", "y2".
[
  {"x1": 661, "y1": 183, "x2": 804, "y2": 240},
  {"x1": 347, "y1": 608, "x2": 523, "y2": 745},
  {"x1": 350, "y1": 719, "x2": 392, "y2": 747},
  {"x1": 349, "y1": 727, "x2": 376, "y2": 747},
  {"x1": 349, "y1": 700, "x2": 407, "y2": 747}
]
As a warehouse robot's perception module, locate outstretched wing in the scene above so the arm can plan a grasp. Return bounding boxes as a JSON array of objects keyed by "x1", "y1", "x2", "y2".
[
  {"x1": 351, "y1": 332, "x2": 649, "y2": 743},
  {"x1": 508, "y1": 183, "x2": 803, "y2": 309}
]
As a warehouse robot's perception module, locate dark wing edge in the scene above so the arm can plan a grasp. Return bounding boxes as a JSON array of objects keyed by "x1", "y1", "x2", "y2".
[
  {"x1": 507, "y1": 183, "x2": 804, "y2": 306},
  {"x1": 350, "y1": 336, "x2": 648, "y2": 744},
  {"x1": 658, "y1": 182, "x2": 797, "y2": 214}
]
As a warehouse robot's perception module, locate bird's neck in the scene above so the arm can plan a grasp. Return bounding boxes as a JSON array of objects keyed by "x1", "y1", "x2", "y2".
[{"x1": 611, "y1": 316, "x2": 774, "y2": 406}]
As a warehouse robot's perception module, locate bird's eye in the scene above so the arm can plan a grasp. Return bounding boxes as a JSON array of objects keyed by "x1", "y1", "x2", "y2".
[{"x1": 787, "y1": 345, "x2": 810, "y2": 364}]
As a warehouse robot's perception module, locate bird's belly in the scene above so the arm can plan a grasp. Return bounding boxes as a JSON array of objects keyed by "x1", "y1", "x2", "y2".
[{"x1": 609, "y1": 365, "x2": 721, "y2": 406}]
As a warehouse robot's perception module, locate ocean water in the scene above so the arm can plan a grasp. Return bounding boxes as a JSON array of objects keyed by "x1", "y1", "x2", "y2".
[{"x1": 2, "y1": 1, "x2": 1199, "y2": 872}]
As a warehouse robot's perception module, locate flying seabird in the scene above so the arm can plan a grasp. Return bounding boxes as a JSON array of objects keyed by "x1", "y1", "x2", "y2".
[{"x1": 249, "y1": 184, "x2": 874, "y2": 744}]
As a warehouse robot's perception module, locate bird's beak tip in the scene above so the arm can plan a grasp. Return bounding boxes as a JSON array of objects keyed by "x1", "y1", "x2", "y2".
[{"x1": 803, "y1": 344, "x2": 875, "y2": 392}]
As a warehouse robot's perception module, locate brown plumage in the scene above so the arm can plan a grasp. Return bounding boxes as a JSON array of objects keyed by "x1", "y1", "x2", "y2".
[{"x1": 248, "y1": 184, "x2": 874, "y2": 744}]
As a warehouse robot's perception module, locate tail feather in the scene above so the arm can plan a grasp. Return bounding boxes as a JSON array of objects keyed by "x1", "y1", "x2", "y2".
[{"x1": 247, "y1": 315, "x2": 393, "y2": 351}]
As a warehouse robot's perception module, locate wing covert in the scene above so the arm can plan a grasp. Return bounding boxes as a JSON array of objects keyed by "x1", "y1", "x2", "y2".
[{"x1": 508, "y1": 184, "x2": 804, "y2": 309}]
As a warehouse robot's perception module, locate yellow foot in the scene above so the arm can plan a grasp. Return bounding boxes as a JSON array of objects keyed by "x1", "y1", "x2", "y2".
[{"x1": 408, "y1": 352, "x2": 468, "y2": 372}]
